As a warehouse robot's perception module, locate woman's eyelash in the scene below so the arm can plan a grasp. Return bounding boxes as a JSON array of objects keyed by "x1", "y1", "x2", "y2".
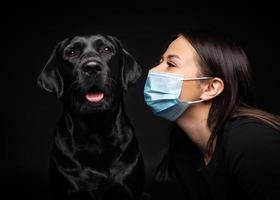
[
  {"x1": 167, "y1": 61, "x2": 176, "y2": 67},
  {"x1": 154, "y1": 59, "x2": 176, "y2": 67}
]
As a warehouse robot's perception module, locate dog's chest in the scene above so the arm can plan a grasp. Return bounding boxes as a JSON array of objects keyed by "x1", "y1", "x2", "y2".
[{"x1": 52, "y1": 125, "x2": 122, "y2": 171}]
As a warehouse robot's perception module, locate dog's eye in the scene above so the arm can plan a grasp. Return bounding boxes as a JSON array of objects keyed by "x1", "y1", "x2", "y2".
[
  {"x1": 102, "y1": 46, "x2": 113, "y2": 54},
  {"x1": 67, "y1": 49, "x2": 80, "y2": 57}
]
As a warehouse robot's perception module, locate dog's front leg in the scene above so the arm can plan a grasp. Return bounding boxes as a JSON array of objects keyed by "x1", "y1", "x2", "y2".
[
  {"x1": 68, "y1": 179, "x2": 133, "y2": 200},
  {"x1": 99, "y1": 180, "x2": 134, "y2": 200},
  {"x1": 66, "y1": 168, "x2": 109, "y2": 200}
]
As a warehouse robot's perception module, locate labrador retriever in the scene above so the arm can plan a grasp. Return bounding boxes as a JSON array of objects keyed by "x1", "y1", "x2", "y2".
[{"x1": 37, "y1": 34, "x2": 147, "y2": 200}]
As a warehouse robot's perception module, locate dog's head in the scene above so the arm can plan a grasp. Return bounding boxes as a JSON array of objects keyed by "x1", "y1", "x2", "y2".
[{"x1": 37, "y1": 34, "x2": 142, "y2": 114}]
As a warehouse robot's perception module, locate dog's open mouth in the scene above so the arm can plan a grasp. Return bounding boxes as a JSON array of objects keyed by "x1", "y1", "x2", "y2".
[
  {"x1": 86, "y1": 92, "x2": 104, "y2": 103},
  {"x1": 85, "y1": 86, "x2": 105, "y2": 103}
]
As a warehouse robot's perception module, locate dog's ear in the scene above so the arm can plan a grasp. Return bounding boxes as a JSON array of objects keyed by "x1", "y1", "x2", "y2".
[
  {"x1": 111, "y1": 36, "x2": 142, "y2": 91},
  {"x1": 37, "y1": 38, "x2": 69, "y2": 98}
]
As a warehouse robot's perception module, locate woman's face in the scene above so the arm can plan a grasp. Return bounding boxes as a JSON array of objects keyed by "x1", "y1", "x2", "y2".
[{"x1": 151, "y1": 35, "x2": 203, "y2": 101}]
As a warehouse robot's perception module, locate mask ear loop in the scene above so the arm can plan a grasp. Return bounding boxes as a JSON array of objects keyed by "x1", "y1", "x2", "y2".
[
  {"x1": 178, "y1": 99, "x2": 204, "y2": 103},
  {"x1": 188, "y1": 99, "x2": 204, "y2": 104},
  {"x1": 179, "y1": 76, "x2": 213, "y2": 103},
  {"x1": 182, "y1": 77, "x2": 213, "y2": 81}
]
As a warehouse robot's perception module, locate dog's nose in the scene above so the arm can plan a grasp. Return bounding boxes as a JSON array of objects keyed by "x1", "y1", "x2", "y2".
[{"x1": 81, "y1": 61, "x2": 101, "y2": 75}]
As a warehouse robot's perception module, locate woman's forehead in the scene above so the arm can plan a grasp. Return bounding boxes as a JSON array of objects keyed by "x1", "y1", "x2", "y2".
[{"x1": 164, "y1": 36, "x2": 197, "y2": 62}]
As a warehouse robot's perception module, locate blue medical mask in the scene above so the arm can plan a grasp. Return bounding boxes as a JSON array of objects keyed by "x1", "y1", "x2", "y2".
[{"x1": 144, "y1": 70, "x2": 212, "y2": 121}]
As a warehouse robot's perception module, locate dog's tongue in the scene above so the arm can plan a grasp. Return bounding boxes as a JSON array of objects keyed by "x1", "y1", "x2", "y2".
[{"x1": 86, "y1": 92, "x2": 104, "y2": 102}]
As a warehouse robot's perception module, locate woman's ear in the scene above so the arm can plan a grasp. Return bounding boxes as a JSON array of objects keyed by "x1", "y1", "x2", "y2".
[{"x1": 200, "y1": 77, "x2": 224, "y2": 100}]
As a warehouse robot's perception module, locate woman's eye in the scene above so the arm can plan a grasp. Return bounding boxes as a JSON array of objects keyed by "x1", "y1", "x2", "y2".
[
  {"x1": 167, "y1": 62, "x2": 176, "y2": 67},
  {"x1": 102, "y1": 46, "x2": 113, "y2": 54}
]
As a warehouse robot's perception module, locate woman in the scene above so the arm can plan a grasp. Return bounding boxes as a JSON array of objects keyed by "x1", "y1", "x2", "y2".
[{"x1": 144, "y1": 30, "x2": 280, "y2": 200}]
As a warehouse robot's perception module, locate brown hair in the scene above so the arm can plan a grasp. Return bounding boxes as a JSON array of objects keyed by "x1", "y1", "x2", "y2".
[{"x1": 156, "y1": 30, "x2": 280, "y2": 181}]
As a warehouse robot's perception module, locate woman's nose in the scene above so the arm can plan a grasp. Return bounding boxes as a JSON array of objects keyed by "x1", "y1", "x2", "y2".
[{"x1": 152, "y1": 63, "x2": 166, "y2": 72}]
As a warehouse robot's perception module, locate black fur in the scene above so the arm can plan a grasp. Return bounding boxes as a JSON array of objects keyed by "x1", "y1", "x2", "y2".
[{"x1": 37, "y1": 34, "x2": 147, "y2": 200}]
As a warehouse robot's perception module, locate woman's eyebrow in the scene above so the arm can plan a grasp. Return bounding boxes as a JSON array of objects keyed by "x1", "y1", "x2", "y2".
[{"x1": 161, "y1": 54, "x2": 182, "y2": 62}]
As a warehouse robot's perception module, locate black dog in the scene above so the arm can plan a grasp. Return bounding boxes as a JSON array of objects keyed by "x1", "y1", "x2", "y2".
[{"x1": 37, "y1": 34, "x2": 146, "y2": 200}]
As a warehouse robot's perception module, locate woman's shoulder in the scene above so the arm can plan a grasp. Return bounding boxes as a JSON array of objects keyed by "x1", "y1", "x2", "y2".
[
  {"x1": 219, "y1": 117, "x2": 280, "y2": 199},
  {"x1": 221, "y1": 116, "x2": 280, "y2": 158},
  {"x1": 222, "y1": 117, "x2": 279, "y2": 142}
]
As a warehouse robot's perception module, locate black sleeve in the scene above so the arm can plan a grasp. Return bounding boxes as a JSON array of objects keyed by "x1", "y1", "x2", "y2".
[{"x1": 223, "y1": 121, "x2": 280, "y2": 200}]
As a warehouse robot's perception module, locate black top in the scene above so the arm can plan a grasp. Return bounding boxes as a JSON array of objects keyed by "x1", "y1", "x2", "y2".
[{"x1": 171, "y1": 117, "x2": 280, "y2": 200}]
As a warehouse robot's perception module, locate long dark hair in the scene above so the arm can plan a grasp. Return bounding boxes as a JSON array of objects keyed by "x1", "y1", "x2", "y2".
[{"x1": 156, "y1": 30, "x2": 280, "y2": 181}]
